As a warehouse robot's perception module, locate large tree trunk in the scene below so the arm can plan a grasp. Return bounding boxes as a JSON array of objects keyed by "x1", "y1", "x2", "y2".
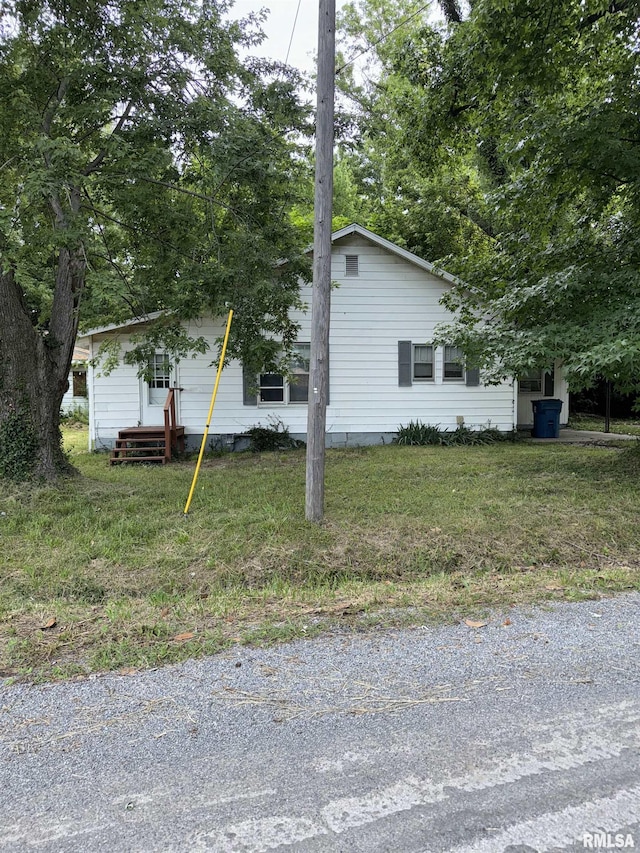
[{"x1": 0, "y1": 249, "x2": 84, "y2": 481}]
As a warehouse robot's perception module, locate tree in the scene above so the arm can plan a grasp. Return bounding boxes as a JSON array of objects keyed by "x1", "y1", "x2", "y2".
[
  {"x1": 0, "y1": 0, "x2": 311, "y2": 481},
  {"x1": 390, "y1": 0, "x2": 640, "y2": 393},
  {"x1": 334, "y1": 0, "x2": 494, "y2": 263}
]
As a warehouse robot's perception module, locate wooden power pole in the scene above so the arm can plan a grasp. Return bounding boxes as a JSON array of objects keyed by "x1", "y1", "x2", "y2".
[{"x1": 305, "y1": 0, "x2": 336, "y2": 523}]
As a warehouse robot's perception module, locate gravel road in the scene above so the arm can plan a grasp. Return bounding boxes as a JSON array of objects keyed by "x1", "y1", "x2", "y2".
[{"x1": 2, "y1": 594, "x2": 639, "y2": 852}]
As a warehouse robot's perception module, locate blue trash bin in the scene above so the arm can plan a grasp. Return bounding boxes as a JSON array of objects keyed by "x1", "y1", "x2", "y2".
[{"x1": 531, "y1": 399, "x2": 563, "y2": 438}]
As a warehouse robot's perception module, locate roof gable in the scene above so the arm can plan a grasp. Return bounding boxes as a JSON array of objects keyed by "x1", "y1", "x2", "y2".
[
  {"x1": 329, "y1": 224, "x2": 459, "y2": 286},
  {"x1": 79, "y1": 309, "x2": 166, "y2": 339},
  {"x1": 80, "y1": 226, "x2": 458, "y2": 338}
]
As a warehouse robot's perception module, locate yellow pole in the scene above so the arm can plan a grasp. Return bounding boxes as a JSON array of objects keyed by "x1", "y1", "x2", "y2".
[{"x1": 183, "y1": 309, "x2": 234, "y2": 515}]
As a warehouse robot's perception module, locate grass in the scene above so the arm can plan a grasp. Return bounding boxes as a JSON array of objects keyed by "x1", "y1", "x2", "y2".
[
  {"x1": 568, "y1": 412, "x2": 640, "y2": 437},
  {"x1": 1, "y1": 427, "x2": 640, "y2": 681}
]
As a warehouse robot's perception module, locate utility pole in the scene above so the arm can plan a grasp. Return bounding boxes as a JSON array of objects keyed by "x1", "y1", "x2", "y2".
[{"x1": 305, "y1": 0, "x2": 335, "y2": 522}]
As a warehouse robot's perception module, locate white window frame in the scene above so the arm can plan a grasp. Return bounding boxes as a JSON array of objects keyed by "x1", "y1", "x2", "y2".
[
  {"x1": 443, "y1": 345, "x2": 465, "y2": 382},
  {"x1": 258, "y1": 342, "x2": 310, "y2": 405},
  {"x1": 413, "y1": 344, "x2": 434, "y2": 382}
]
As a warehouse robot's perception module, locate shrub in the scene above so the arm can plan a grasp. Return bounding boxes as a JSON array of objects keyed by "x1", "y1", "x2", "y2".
[
  {"x1": 395, "y1": 421, "x2": 444, "y2": 446},
  {"x1": 245, "y1": 416, "x2": 305, "y2": 452},
  {"x1": 60, "y1": 404, "x2": 89, "y2": 425},
  {"x1": 395, "y1": 421, "x2": 517, "y2": 447}
]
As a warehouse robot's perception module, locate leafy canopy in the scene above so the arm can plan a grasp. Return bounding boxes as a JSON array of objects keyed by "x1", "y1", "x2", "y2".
[
  {"x1": 0, "y1": 0, "x2": 313, "y2": 370},
  {"x1": 390, "y1": 0, "x2": 640, "y2": 392},
  {"x1": 333, "y1": 0, "x2": 494, "y2": 264}
]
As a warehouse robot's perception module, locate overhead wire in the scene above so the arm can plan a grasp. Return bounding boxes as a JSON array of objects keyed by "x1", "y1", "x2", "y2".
[
  {"x1": 335, "y1": 0, "x2": 432, "y2": 75},
  {"x1": 285, "y1": 0, "x2": 303, "y2": 66}
]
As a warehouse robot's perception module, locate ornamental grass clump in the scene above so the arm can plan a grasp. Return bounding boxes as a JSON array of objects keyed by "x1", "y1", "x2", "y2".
[{"x1": 395, "y1": 421, "x2": 516, "y2": 447}]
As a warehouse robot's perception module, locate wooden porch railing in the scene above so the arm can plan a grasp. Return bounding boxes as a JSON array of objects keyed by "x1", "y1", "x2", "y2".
[{"x1": 163, "y1": 387, "x2": 182, "y2": 462}]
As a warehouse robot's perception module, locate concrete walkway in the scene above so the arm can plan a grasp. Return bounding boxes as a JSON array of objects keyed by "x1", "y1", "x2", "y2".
[{"x1": 529, "y1": 428, "x2": 638, "y2": 444}]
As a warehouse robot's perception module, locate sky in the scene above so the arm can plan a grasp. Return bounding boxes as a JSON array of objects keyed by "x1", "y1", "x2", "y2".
[{"x1": 228, "y1": 0, "x2": 351, "y2": 76}]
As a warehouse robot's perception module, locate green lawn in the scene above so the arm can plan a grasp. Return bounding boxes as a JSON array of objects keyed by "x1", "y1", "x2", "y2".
[{"x1": 1, "y1": 428, "x2": 639, "y2": 680}]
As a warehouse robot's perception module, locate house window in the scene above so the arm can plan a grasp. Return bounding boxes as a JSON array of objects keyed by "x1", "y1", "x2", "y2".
[
  {"x1": 443, "y1": 345, "x2": 464, "y2": 381},
  {"x1": 289, "y1": 342, "x2": 310, "y2": 402},
  {"x1": 148, "y1": 353, "x2": 171, "y2": 404},
  {"x1": 259, "y1": 343, "x2": 310, "y2": 404},
  {"x1": 72, "y1": 370, "x2": 87, "y2": 398},
  {"x1": 413, "y1": 345, "x2": 434, "y2": 381},
  {"x1": 345, "y1": 255, "x2": 359, "y2": 277},
  {"x1": 519, "y1": 369, "x2": 542, "y2": 393},
  {"x1": 258, "y1": 373, "x2": 285, "y2": 402}
]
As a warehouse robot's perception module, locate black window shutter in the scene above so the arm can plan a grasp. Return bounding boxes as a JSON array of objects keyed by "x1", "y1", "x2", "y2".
[
  {"x1": 242, "y1": 365, "x2": 257, "y2": 405},
  {"x1": 544, "y1": 368, "x2": 555, "y2": 397},
  {"x1": 466, "y1": 367, "x2": 480, "y2": 387},
  {"x1": 398, "y1": 341, "x2": 412, "y2": 386}
]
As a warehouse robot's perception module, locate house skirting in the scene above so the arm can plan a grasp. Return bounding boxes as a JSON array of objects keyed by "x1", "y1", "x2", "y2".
[{"x1": 94, "y1": 431, "x2": 401, "y2": 453}]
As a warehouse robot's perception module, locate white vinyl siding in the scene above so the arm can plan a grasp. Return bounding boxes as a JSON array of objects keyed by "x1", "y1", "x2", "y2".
[
  {"x1": 88, "y1": 232, "x2": 524, "y2": 443},
  {"x1": 88, "y1": 335, "x2": 144, "y2": 448},
  {"x1": 61, "y1": 369, "x2": 88, "y2": 414}
]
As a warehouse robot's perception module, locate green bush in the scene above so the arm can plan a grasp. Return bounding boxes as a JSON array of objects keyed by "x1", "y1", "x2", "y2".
[
  {"x1": 395, "y1": 421, "x2": 444, "y2": 446},
  {"x1": 395, "y1": 420, "x2": 517, "y2": 447},
  {"x1": 60, "y1": 404, "x2": 89, "y2": 425},
  {"x1": 245, "y1": 416, "x2": 305, "y2": 452}
]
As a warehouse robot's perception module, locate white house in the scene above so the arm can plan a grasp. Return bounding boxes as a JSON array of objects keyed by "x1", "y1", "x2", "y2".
[
  {"x1": 61, "y1": 345, "x2": 89, "y2": 416},
  {"x1": 80, "y1": 224, "x2": 569, "y2": 456}
]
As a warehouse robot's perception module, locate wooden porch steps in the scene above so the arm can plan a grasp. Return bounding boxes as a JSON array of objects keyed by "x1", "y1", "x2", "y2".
[{"x1": 110, "y1": 425, "x2": 185, "y2": 465}]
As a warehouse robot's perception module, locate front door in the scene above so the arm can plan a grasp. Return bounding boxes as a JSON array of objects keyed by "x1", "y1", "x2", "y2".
[{"x1": 140, "y1": 353, "x2": 178, "y2": 426}]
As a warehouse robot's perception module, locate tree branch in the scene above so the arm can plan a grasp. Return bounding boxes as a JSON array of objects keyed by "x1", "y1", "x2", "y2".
[
  {"x1": 105, "y1": 173, "x2": 253, "y2": 228},
  {"x1": 82, "y1": 101, "x2": 135, "y2": 176},
  {"x1": 81, "y1": 193, "x2": 198, "y2": 260},
  {"x1": 42, "y1": 76, "x2": 71, "y2": 135},
  {"x1": 580, "y1": 0, "x2": 629, "y2": 29},
  {"x1": 438, "y1": 0, "x2": 463, "y2": 24}
]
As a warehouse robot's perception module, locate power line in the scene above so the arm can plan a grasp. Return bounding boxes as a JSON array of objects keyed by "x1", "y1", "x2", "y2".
[
  {"x1": 335, "y1": 0, "x2": 432, "y2": 75},
  {"x1": 285, "y1": 0, "x2": 303, "y2": 65}
]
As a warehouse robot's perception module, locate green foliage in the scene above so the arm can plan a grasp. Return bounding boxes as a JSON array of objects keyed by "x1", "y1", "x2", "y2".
[
  {"x1": 334, "y1": 0, "x2": 494, "y2": 263},
  {"x1": 60, "y1": 405, "x2": 89, "y2": 425},
  {"x1": 245, "y1": 416, "x2": 305, "y2": 453},
  {"x1": 0, "y1": 0, "x2": 313, "y2": 383},
  {"x1": 336, "y1": 0, "x2": 640, "y2": 396},
  {"x1": 0, "y1": 408, "x2": 38, "y2": 481},
  {"x1": 395, "y1": 421, "x2": 443, "y2": 446},
  {"x1": 395, "y1": 420, "x2": 516, "y2": 446},
  {"x1": 387, "y1": 0, "x2": 640, "y2": 393}
]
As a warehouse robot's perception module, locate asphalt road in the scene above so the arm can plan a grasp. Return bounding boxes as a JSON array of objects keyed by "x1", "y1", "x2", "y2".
[{"x1": 2, "y1": 594, "x2": 639, "y2": 852}]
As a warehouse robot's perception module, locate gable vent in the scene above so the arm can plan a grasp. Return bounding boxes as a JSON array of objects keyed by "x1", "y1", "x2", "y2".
[{"x1": 345, "y1": 255, "x2": 359, "y2": 277}]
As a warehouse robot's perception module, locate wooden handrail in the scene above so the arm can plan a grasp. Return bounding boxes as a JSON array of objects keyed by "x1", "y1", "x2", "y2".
[{"x1": 163, "y1": 388, "x2": 177, "y2": 462}]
